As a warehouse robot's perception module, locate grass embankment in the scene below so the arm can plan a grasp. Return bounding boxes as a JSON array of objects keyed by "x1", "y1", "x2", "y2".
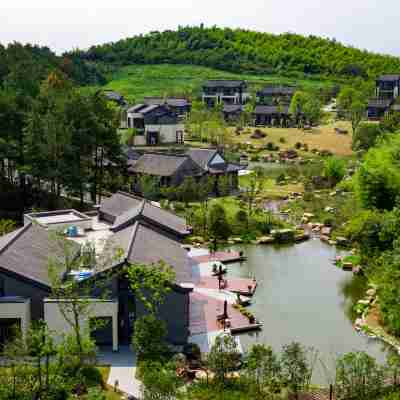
[{"x1": 97, "y1": 64, "x2": 335, "y2": 103}]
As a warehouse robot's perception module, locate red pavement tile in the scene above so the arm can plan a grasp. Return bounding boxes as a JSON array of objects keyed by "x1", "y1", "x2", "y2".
[
  {"x1": 189, "y1": 291, "x2": 250, "y2": 336},
  {"x1": 195, "y1": 276, "x2": 257, "y2": 295}
]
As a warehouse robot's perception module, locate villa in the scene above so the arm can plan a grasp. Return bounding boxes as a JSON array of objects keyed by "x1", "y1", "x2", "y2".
[
  {"x1": 129, "y1": 148, "x2": 242, "y2": 194},
  {"x1": 202, "y1": 80, "x2": 249, "y2": 107},
  {"x1": 0, "y1": 192, "x2": 193, "y2": 350},
  {"x1": 126, "y1": 104, "x2": 185, "y2": 146}
]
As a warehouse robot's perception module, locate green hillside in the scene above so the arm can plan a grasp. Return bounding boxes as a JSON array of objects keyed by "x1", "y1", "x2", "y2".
[
  {"x1": 99, "y1": 64, "x2": 336, "y2": 103},
  {"x1": 75, "y1": 26, "x2": 400, "y2": 80}
]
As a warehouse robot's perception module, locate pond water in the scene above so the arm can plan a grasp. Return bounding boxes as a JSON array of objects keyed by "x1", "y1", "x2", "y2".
[{"x1": 227, "y1": 239, "x2": 387, "y2": 384}]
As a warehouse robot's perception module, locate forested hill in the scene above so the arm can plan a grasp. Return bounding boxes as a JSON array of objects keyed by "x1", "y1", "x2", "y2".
[
  {"x1": 76, "y1": 26, "x2": 400, "y2": 80},
  {"x1": 0, "y1": 42, "x2": 105, "y2": 90}
]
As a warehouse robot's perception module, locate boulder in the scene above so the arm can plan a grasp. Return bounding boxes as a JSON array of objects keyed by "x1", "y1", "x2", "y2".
[
  {"x1": 324, "y1": 206, "x2": 334, "y2": 213},
  {"x1": 232, "y1": 237, "x2": 243, "y2": 243},
  {"x1": 257, "y1": 236, "x2": 274, "y2": 244},
  {"x1": 366, "y1": 288, "x2": 376, "y2": 297},
  {"x1": 336, "y1": 236, "x2": 350, "y2": 247},
  {"x1": 303, "y1": 213, "x2": 315, "y2": 219},
  {"x1": 321, "y1": 227, "x2": 332, "y2": 236},
  {"x1": 320, "y1": 235, "x2": 330, "y2": 243}
]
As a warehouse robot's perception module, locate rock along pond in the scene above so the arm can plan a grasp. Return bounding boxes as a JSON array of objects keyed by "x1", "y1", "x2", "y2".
[{"x1": 228, "y1": 239, "x2": 387, "y2": 384}]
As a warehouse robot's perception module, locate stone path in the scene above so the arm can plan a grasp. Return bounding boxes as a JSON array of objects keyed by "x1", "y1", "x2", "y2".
[{"x1": 98, "y1": 346, "x2": 142, "y2": 399}]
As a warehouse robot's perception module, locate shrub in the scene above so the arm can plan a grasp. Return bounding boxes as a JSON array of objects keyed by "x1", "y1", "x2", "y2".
[
  {"x1": 295, "y1": 142, "x2": 302, "y2": 150},
  {"x1": 80, "y1": 367, "x2": 104, "y2": 388},
  {"x1": 279, "y1": 137, "x2": 286, "y2": 143}
]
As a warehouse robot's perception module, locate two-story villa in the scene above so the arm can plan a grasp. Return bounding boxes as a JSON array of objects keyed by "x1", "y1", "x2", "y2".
[{"x1": 202, "y1": 80, "x2": 249, "y2": 107}]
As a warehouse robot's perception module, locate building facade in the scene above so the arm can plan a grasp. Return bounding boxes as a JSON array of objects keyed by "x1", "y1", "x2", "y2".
[
  {"x1": 0, "y1": 193, "x2": 194, "y2": 350},
  {"x1": 202, "y1": 80, "x2": 249, "y2": 107}
]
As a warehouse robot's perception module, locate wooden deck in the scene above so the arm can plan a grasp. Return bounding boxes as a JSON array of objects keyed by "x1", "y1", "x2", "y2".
[{"x1": 192, "y1": 251, "x2": 245, "y2": 265}]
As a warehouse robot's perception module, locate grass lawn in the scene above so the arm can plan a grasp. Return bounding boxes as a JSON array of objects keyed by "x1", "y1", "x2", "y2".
[
  {"x1": 239, "y1": 173, "x2": 304, "y2": 198},
  {"x1": 97, "y1": 64, "x2": 336, "y2": 103},
  {"x1": 230, "y1": 121, "x2": 354, "y2": 157}
]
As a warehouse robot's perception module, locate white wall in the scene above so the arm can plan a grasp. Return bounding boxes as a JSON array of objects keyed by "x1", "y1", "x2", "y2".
[
  {"x1": 0, "y1": 299, "x2": 31, "y2": 342},
  {"x1": 44, "y1": 299, "x2": 119, "y2": 351},
  {"x1": 146, "y1": 124, "x2": 184, "y2": 144}
]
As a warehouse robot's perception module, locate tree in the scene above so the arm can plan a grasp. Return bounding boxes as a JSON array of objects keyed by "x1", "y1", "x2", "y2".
[
  {"x1": 323, "y1": 157, "x2": 346, "y2": 186},
  {"x1": 335, "y1": 351, "x2": 384, "y2": 400},
  {"x1": 138, "y1": 175, "x2": 161, "y2": 200},
  {"x1": 206, "y1": 334, "x2": 241, "y2": 386},
  {"x1": 353, "y1": 122, "x2": 383, "y2": 151},
  {"x1": 218, "y1": 175, "x2": 231, "y2": 197},
  {"x1": 48, "y1": 237, "x2": 113, "y2": 369},
  {"x1": 208, "y1": 203, "x2": 231, "y2": 243},
  {"x1": 0, "y1": 219, "x2": 16, "y2": 236},
  {"x1": 27, "y1": 321, "x2": 57, "y2": 397},
  {"x1": 355, "y1": 135, "x2": 400, "y2": 210},
  {"x1": 178, "y1": 176, "x2": 197, "y2": 206},
  {"x1": 242, "y1": 168, "x2": 265, "y2": 216},
  {"x1": 244, "y1": 344, "x2": 282, "y2": 398},
  {"x1": 141, "y1": 361, "x2": 183, "y2": 400},
  {"x1": 132, "y1": 315, "x2": 168, "y2": 359},
  {"x1": 350, "y1": 100, "x2": 367, "y2": 136},
  {"x1": 125, "y1": 261, "x2": 175, "y2": 314},
  {"x1": 281, "y1": 342, "x2": 314, "y2": 399}
]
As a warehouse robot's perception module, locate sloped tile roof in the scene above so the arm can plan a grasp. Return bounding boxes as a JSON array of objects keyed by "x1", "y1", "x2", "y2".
[
  {"x1": 129, "y1": 153, "x2": 189, "y2": 176},
  {"x1": 0, "y1": 223, "x2": 77, "y2": 288},
  {"x1": 186, "y1": 148, "x2": 218, "y2": 171}
]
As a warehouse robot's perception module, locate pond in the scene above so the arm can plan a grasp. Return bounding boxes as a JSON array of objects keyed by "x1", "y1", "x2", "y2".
[{"x1": 227, "y1": 239, "x2": 387, "y2": 384}]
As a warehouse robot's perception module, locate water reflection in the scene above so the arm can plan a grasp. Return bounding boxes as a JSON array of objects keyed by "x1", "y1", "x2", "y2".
[{"x1": 225, "y1": 240, "x2": 387, "y2": 384}]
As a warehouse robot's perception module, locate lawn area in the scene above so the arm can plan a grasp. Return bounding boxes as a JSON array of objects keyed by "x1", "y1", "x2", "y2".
[
  {"x1": 239, "y1": 173, "x2": 304, "y2": 198},
  {"x1": 98, "y1": 64, "x2": 336, "y2": 103},
  {"x1": 230, "y1": 121, "x2": 354, "y2": 157}
]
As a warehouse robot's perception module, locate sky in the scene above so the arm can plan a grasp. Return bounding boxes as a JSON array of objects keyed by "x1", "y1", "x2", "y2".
[{"x1": 1, "y1": 0, "x2": 399, "y2": 56}]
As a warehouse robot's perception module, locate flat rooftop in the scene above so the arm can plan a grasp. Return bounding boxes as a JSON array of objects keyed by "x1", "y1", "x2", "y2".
[{"x1": 25, "y1": 209, "x2": 91, "y2": 227}]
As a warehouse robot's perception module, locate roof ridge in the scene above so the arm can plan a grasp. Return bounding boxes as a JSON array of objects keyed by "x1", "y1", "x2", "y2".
[
  {"x1": 126, "y1": 221, "x2": 140, "y2": 260},
  {"x1": 0, "y1": 223, "x2": 32, "y2": 256},
  {"x1": 116, "y1": 190, "x2": 144, "y2": 201}
]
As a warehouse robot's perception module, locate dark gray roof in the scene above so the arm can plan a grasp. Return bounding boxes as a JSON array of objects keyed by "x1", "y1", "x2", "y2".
[
  {"x1": 254, "y1": 105, "x2": 290, "y2": 115},
  {"x1": 104, "y1": 222, "x2": 191, "y2": 284},
  {"x1": 377, "y1": 75, "x2": 400, "y2": 82},
  {"x1": 203, "y1": 80, "x2": 246, "y2": 88},
  {"x1": 127, "y1": 104, "x2": 146, "y2": 113},
  {"x1": 129, "y1": 153, "x2": 189, "y2": 176},
  {"x1": 111, "y1": 197, "x2": 190, "y2": 237},
  {"x1": 368, "y1": 98, "x2": 393, "y2": 108},
  {"x1": 0, "y1": 223, "x2": 77, "y2": 288},
  {"x1": 144, "y1": 97, "x2": 190, "y2": 107},
  {"x1": 209, "y1": 163, "x2": 243, "y2": 174},
  {"x1": 100, "y1": 191, "x2": 143, "y2": 222},
  {"x1": 186, "y1": 148, "x2": 219, "y2": 171},
  {"x1": 257, "y1": 86, "x2": 296, "y2": 96},
  {"x1": 124, "y1": 146, "x2": 141, "y2": 161},
  {"x1": 104, "y1": 91, "x2": 124, "y2": 102},
  {"x1": 223, "y1": 104, "x2": 243, "y2": 113}
]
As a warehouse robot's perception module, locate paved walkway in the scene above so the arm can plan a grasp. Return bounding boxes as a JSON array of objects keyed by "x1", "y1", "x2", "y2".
[{"x1": 98, "y1": 346, "x2": 142, "y2": 399}]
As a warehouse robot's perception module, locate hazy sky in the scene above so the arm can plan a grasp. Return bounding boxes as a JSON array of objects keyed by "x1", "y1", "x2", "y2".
[{"x1": 1, "y1": 0, "x2": 399, "y2": 56}]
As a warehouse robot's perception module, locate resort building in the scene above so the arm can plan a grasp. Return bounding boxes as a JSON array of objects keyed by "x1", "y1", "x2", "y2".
[
  {"x1": 256, "y1": 86, "x2": 296, "y2": 106},
  {"x1": 143, "y1": 97, "x2": 192, "y2": 117},
  {"x1": 129, "y1": 148, "x2": 242, "y2": 194},
  {"x1": 202, "y1": 80, "x2": 249, "y2": 107},
  {"x1": 367, "y1": 74, "x2": 400, "y2": 120},
  {"x1": 126, "y1": 104, "x2": 185, "y2": 146},
  {"x1": 0, "y1": 192, "x2": 194, "y2": 350},
  {"x1": 253, "y1": 105, "x2": 291, "y2": 127}
]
